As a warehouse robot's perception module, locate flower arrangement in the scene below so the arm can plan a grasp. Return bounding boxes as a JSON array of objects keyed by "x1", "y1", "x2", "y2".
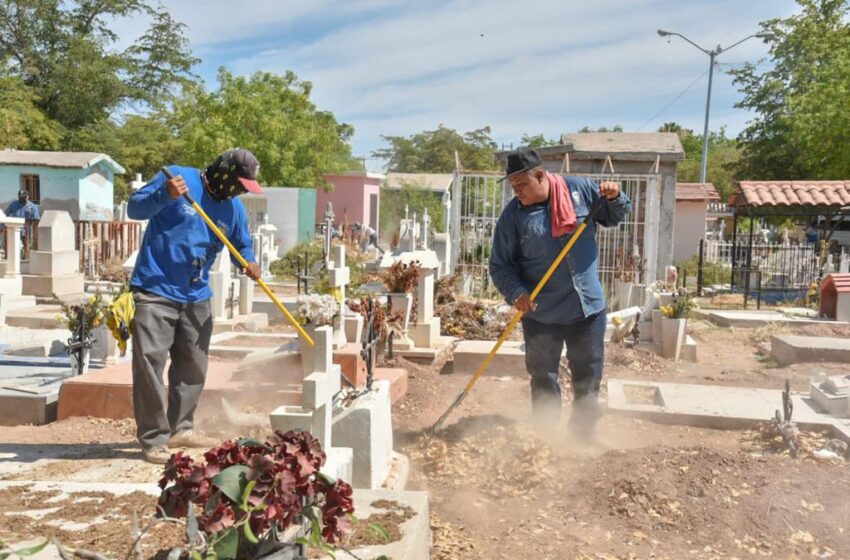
[
  {"x1": 157, "y1": 430, "x2": 354, "y2": 559},
  {"x1": 660, "y1": 292, "x2": 698, "y2": 319},
  {"x1": 296, "y1": 294, "x2": 338, "y2": 327},
  {"x1": 56, "y1": 292, "x2": 107, "y2": 335},
  {"x1": 381, "y1": 260, "x2": 420, "y2": 294}
]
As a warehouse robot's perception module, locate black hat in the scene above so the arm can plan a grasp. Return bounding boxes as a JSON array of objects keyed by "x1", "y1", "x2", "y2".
[
  {"x1": 207, "y1": 148, "x2": 263, "y2": 195},
  {"x1": 499, "y1": 148, "x2": 542, "y2": 182},
  {"x1": 17, "y1": 189, "x2": 29, "y2": 198}
]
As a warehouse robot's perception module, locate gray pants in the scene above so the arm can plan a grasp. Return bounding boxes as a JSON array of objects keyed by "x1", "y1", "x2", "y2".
[{"x1": 131, "y1": 290, "x2": 213, "y2": 449}]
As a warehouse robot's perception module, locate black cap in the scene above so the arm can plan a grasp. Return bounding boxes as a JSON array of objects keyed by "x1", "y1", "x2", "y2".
[
  {"x1": 207, "y1": 148, "x2": 263, "y2": 195},
  {"x1": 499, "y1": 148, "x2": 542, "y2": 182},
  {"x1": 17, "y1": 189, "x2": 28, "y2": 198}
]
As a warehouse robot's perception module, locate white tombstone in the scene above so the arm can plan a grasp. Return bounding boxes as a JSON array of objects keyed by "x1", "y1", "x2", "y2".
[
  {"x1": 209, "y1": 251, "x2": 231, "y2": 320},
  {"x1": 420, "y1": 208, "x2": 431, "y2": 249},
  {"x1": 21, "y1": 211, "x2": 84, "y2": 299},
  {"x1": 329, "y1": 245, "x2": 350, "y2": 349},
  {"x1": 239, "y1": 274, "x2": 253, "y2": 315},
  {"x1": 410, "y1": 256, "x2": 441, "y2": 349},
  {"x1": 269, "y1": 326, "x2": 352, "y2": 481},
  {"x1": 840, "y1": 251, "x2": 849, "y2": 274},
  {"x1": 432, "y1": 232, "x2": 452, "y2": 278},
  {"x1": 257, "y1": 216, "x2": 278, "y2": 280}
]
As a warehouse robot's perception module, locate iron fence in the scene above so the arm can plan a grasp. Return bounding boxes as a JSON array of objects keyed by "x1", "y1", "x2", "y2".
[{"x1": 450, "y1": 172, "x2": 661, "y2": 301}]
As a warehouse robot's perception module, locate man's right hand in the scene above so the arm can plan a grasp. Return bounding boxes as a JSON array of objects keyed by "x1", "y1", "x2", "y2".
[
  {"x1": 514, "y1": 293, "x2": 537, "y2": 313},
  {"x1": 166, "y1": 175, "x2": 188, "y2": 199}
]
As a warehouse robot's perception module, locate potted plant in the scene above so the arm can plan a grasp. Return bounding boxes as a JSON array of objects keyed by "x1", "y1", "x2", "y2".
[
  {"x1": 157, "y1": 430, "x2": 355, "y2": 559},
  {"x1": 56, "y1": 292, "x2": 107, "y2": 374},
  {"x1": 295, "y1": 293, "x2": 338, "y2": 374},
  {"x1": 381, "y1": 260, "x2": 420, "y2": 332},
  {"x1": 659, "y1": 292, "x2": 697, "y2": 361}
]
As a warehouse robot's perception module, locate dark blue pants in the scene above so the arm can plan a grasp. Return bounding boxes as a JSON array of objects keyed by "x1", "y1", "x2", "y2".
[{"x1": 522, "y1": 311, "x2": 606, "y2": 412}]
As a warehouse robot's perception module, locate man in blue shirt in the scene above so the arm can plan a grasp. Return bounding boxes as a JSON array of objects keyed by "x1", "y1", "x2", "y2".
[
  {"x1": 5, "y1": 190, "x2": 41, "y2": 220},
  {"x1": 128, "y1": 148, "x2": 262, "y2": 463},
  {"x1": 489, "y1": 149, "x2": 631, "y2": 437}
]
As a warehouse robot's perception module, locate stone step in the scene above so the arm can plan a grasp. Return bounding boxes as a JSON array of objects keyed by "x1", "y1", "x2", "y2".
[{"x1": 771, "y1": 335, "x2": 850, "y2": 366}]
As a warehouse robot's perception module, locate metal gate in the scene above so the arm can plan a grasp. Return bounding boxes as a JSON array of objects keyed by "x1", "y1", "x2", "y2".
[{"x1": 450, "y1": 172, "x2": 661, "y2": 301}]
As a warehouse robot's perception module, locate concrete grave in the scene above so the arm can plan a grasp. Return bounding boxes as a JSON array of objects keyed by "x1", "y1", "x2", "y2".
[
  {"x1": 810, "y1": 375, "x2": 850, "y2": 418},
  {"x1": 332, "y1": 379, "x2": 394, "y2": 489},
  {"x1": 771, "y1": 335, "x2": 850, "y2": 366},
  {"x1": 607, "y1": 378, "x2": 850, "y2": 443},
  {"x1": 704, "y1": 309, "x2": 847, "y2": 328},
  {"x1": 22, "y1": 211, "x2": 84, "y2": 299}
]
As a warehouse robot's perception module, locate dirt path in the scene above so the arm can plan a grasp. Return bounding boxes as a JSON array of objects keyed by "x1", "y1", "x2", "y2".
[{"x1": 1, "y1": 320, "x2": 849, "y2": 559}]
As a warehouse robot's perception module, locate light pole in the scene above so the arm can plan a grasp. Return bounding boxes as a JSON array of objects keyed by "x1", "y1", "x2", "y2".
[{"x1": 657, "y1": 29, "x2": 773, "y2": 184}]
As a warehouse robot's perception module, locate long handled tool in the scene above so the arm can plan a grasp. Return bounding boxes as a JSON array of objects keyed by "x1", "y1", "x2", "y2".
[
  {"x1": 161, "y1": 167, "x2": 314, "y2": 346},
  {"x1": 429, "y1": 196, "x2": 607, "y2": 434}
]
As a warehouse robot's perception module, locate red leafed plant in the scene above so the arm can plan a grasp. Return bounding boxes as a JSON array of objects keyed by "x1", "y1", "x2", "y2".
[{"x1": 157, "y1": 430, "x2": 354, "y2": 559}]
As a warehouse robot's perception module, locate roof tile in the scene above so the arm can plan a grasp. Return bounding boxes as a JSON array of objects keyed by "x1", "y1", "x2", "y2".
[{"x1": 737, "y1": 181, "x2": 850, "y2": 208}]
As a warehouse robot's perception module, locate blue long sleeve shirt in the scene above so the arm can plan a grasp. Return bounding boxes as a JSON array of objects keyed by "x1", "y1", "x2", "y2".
[
  {"x1": 489, "y1": 176, "x2": 632, "y2": 324},
  {"x1": 5, "y1": 200, "x2": 41, "y2": 220},
  {"x1": 128, "y1": 165, "x2": 256, "y2": 303}
]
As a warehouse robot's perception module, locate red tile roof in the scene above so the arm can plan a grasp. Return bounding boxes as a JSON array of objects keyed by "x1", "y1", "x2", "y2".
[
  {"x1": 735, "y1": 181, "x2": 850, "y2": 208},
  {"x1": 676, "y1": 183, "x2": 720, "y2": 201}
]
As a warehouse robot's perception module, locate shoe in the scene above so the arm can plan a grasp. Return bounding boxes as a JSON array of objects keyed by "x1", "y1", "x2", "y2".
[
  {"x1": 168, "y1": 429, "x2": 218, "y2": 449},
  {"x1": 143, "y1": 446, "x2": 171, "y2": 464},
  {"x1": 568, "y1": 397, "x2": 604, "y2": 439}
]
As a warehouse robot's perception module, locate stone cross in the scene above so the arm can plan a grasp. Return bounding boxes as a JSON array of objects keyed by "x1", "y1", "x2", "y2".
[
  {"x1": 421, "y1": 208, "x2": 431, "y2": 249},
  {"x1": 329, "y1": 244, "x2": 351, "y2": 349},
  {"x1": 411, "y1": 255, "x2": 441, "y2": 349},
  {"x1": 210, "y1": 251, "x2": 232, "y2": 320},
  {"x1": 270, "y1": 326, "x2": 341, "y2": 452},
  {"x1": 323, "y1": 202, "x2": 335, "y2": 268},
  {"x1": 257, "y1": 216, "x2": 278, "y2": 280}
]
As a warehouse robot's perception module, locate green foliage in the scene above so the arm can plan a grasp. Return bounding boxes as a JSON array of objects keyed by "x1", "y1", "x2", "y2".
[
  {"x1": 170, "y1": 69, "x2": 360, "y2": 187},
  {"x1": 663, "y1": 123, "x2": 741, "y2": 201},
  {"x1": 0, "y1": 539, "x2": 49, "y2": 559},
  {"x1": 731, "y1": 0, "x2": 850, "y2": 180},
  {"x1": 380, "y1": 183, "x2": 445, "y2": 244},
  {"x1": 0, "y1": 75, "x2": 63, "y2": 150},
  {"x1": 677, "y1": 255, "x2": 732, "y2": 287},
  {"x1": 0, "y1": 0, "x2": 197, "y2": 132},
  {"x1": 270, "y1": 240, "x2": 325, "y2": 280},
  {"x1": 519, "y1": 133, "x2": 559, "y2": 148},
  {"x1": 373, "y1": 124, "x2": 498, "y2": 172}
]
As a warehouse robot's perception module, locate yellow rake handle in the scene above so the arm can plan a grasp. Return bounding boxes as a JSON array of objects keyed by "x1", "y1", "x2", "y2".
[{"x1": 161, "y1": 167, "x2": 314, "y2": 347}]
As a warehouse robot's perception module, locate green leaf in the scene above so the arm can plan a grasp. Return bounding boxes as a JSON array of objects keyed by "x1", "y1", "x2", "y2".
[
  {"x1": 10, "y1": 541, "x2": 49, "y2": 557},
  {"x1": 240, "y1": 479, "x2": 257, "y2": 512},
  {"x1": 213, "y1": 528, "x2": 238, "y2": 560},
  {"x1": 368, "y1": 522, "x2": 391, "y2": 543},
  {"x1": 191, "y1": 552, "x2": 203, "y2": 560},
  {"x1": 242, "y1": 519, "x2": 259, "y2": 544},
  {"x1": 212, "y1": 465, "x2": 250, "y2": 504},
  {"x1": 316, "y1": 471, "x2": 337, "y2": 486},
  {"x1": 236, "y1": 437, "x2": 269, "y2": 449}
]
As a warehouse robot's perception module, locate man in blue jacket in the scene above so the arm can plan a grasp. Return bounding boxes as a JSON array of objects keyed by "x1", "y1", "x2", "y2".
[
  {"x1": 128, "y1": 148, "x2": 262, "y2": 463},
  {"x1": 5, "y1": 190, "x2": 41, "y2": 220},
  {"x1": 489, "y1": 148, "x2": 631, "y2": 437}
]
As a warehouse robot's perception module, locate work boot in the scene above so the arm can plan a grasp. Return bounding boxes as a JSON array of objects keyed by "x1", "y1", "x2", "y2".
[
  {"x1": 168, "y1": 429, "x2": 217, "y2": 449},
  {"x1": 142, "y1": 446, "x2": 171, "y2": 464},
  {"x1": 568, "y1": 396, "x2": 604, "y2": 439}
]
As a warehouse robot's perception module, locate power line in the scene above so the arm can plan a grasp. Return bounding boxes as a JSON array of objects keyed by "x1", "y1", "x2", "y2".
[{"x1": 637, "y1": 69, "x2": 710, "y2": 132}]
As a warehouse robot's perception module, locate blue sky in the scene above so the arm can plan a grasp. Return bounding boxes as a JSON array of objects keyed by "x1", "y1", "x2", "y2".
[{"x1": 115, "y1": 0, "x2": 801, "y2": 171}]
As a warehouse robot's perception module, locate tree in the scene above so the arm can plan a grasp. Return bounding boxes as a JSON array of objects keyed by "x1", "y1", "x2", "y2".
[
  {"x1": 380, "y1": 182, "x2": 446, "y2": 245},
  {"x1": 519, "y1": 133, "x2": 559, "y2": 148},
  {"x1": 578, "y1": 125, "x2": 624, "y2": 133},
  {"x1": 373, "y1": 125, "x2": 498, "y2": 172},
  {"x1": 0, "y1": 1, "x2": 197, "y2": 132},
  {"x1": 0, "y1": 75, "x2": 62, "y2": 150},
  {"x1": 660, "y1": 123, "x2": 741, "y2": 200},
  {"x1": 731, "y1": 0, "x2": 850, "y2": 180},
  {"x1": 170, "y1": 69, "x2": 361, "y2": 188}
]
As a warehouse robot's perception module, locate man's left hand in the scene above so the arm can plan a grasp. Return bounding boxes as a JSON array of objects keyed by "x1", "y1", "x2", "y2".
[
  {"x1": 600, "y1": 181, "x2": 621, "y2": 200},
  {"x1": 244, "y1": 262, "x2": 261, "y2": 280}
]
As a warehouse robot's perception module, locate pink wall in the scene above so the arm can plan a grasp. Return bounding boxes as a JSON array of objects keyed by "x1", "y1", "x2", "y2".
[{"x1": 317, "y1": 173, "x2": 382, "y2": 232}]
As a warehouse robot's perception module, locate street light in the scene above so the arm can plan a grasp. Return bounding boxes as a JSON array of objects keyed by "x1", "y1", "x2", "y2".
[{"x1": 658, "y1": 29, "x2": 774, "y2": 184}]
